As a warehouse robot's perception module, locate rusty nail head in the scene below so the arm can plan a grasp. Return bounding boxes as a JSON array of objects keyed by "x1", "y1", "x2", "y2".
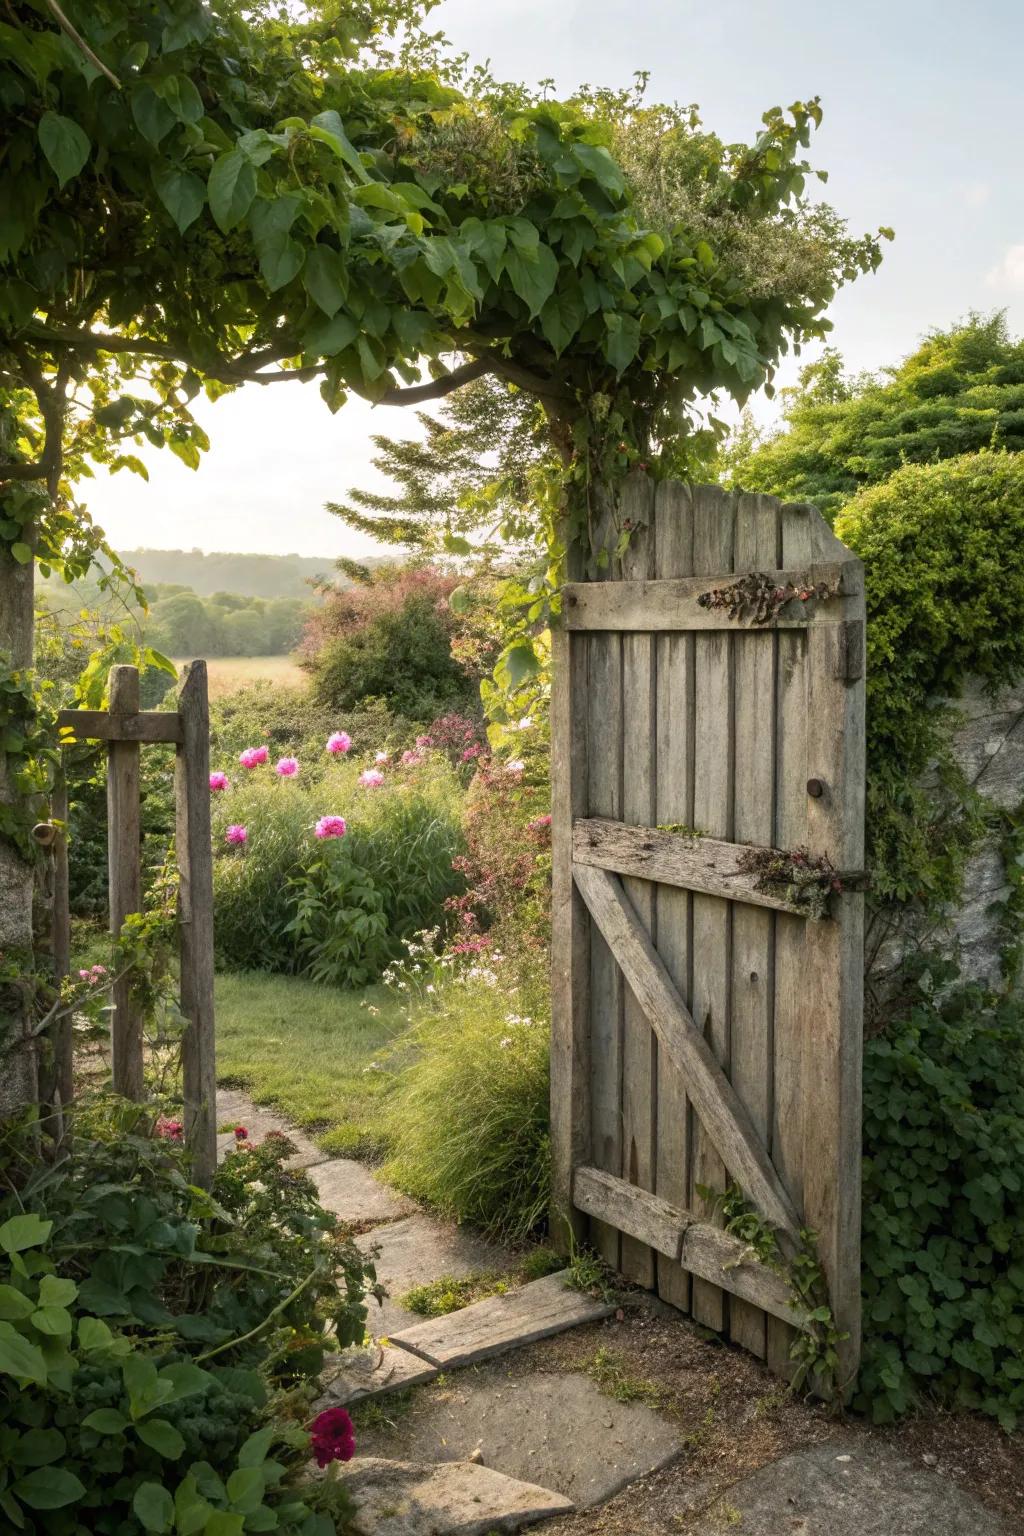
[{"x1": 806, "y1": 778, "x2": 825, "y2": 799}]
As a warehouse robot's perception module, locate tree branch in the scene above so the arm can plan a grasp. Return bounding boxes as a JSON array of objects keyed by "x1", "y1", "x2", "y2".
[
  {"x1": 379, "y1": 356, "x2": 491, "y2": 406},
  {"x1": 44, "y1": 0, "x2": 121, "y2": 88}
]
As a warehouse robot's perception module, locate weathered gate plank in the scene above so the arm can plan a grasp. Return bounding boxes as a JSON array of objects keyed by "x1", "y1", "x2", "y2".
[
  {"x1": 728, "y1": 492, "x2": 780, "y2": 1361},
  {"x1": 653, "y1": 479, "x2": 695, "y2": 1314},
  {"x1": 562, "y1": 564, "x2": 856, "y2": 630},
  {"x1": 177, "y1": 662, "x2": 218, "y2": 1188},
  {"x1": 587, "y1": 492, "x2": 625, "y2": 1269},
  {"x1": 618, "y1": 474, "x2": 658, "y2": 1288},
  {"x1": 690, "y1": 486, "x2": 736, "y2": 1332},
  {"x1": 107, "y1": 665, "x2": 144, "y2": 1101},
  {"x1": 572, "y1": 863, "x2": 800, "y2": 1241}
]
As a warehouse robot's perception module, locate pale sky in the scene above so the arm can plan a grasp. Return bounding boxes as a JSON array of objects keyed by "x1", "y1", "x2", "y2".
[{"x1": 95, "y1": 0, "x2": 1024, "y2": 559}]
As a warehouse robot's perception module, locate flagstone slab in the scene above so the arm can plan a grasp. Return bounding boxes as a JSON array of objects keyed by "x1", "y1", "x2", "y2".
[
  {"x1": 318, "y1": 1343, "x2": 439, "y2": 1407},
  {"x1": 357, "y1": 1213, "x2": 520, "y2": 1340},
  {"x1": 214, "y1": 1088, "x2": 327, "y2": 1169},
  {"x1": 356, "y1": 1367, "x2": 682, "y2": 1509},
  {"x1": 689, "y1": 1440, "x2": 1008, "y2": 1535},
  {"x1": 388, "y1": 1272, "x2": 615, "y2": 1368},
  {"x1": 339, "y1": 1456, "x2": 573, "y2": 1535},
  {"x1": 309, "y1": 1158, "x2": 419, "y2": 1226}
]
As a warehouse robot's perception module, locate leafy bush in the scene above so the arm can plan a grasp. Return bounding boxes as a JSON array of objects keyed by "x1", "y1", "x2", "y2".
[
  {"x1": 858, "y1": 962, "x2": 1024, "y2": 1429},
  {"x1": 209, "y1": 685, "x2": 419, "y2": 772},
  {"x1": 836, "y1": 450, "x2": 1024, "y2": 908},
  {"x1": 0, "y1": 1112, "x2": 371, "y2": 1533},
  {"x1": 211, "y1": 755, "x2": 465, "y2": 981},
  {"x1": 380, "y1": 956, "x2": 551, "y2": 1240}
]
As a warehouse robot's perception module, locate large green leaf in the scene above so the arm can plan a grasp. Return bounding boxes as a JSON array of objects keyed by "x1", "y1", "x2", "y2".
[
  {"x1": 572, "y1": 142, "x2": 625, "y2": 199},
  {"x1": 540, "y1": 280, "x2": 586, "y2": 355},
  {"x1": 38, "y1": 112, "x2": 90, "y2": 188},
  {"x1": 304, "y1": 313, "x2": 357, "y2": 357},
  {"x1": 12, "y1": 1468, "x2": 84, "y2": 1510},
  {"x1": 133, "y1": 1482, "x2": 174, "y2": 1533},
  {"x1": 309, "y1": 111, "x2": 369, "y2": 183},
  {"x1": 258, "y1": 232, "x2": 303, "y2": 292},
  {"x1": 82, "y1": 1407, "x2": 130, "y2": 1434},
  {"x1": 152, "y1": 165, "x2": 206, "y2": 233},
  {"x1": 0, "y1": 1285, "x2": 33, "y2": 1321},
  {"x1": 208, "y1": 150, "x2": 257, "y2": 233},
  {"x1": 130, "y1": 87, "x2": 176, "y2": 147},
  {"x1": 303, "y1": 245, "x2": 348, "y2": 316},
  {"x1": 0, "y1": 1214, "x2": 51, "y2": 1254},
  {"x1": 137, "y1": 1417, "x2": 186, "y2": 1459},
  {"x1": 603, "y1": 312, "x2": 642, "y2": 374},
  {"x1": 503, "y1": 243, "x2": 558, "y2": 319},
  {"x1": 157, "y1": 74, "x2": 204, "y2": 125},
  {"x1": 12, "y1": 1428, "x2": 66, "y2": 1466}
]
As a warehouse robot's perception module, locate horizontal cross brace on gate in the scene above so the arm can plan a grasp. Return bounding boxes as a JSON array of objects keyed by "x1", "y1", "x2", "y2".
[
  {"x1": 562, "y1": 561, "x2": 861, "y2": 631},
  {"x1": 573, "y1": 1167, "x2": 807, "y2": 1329},
  {"x1": 573, "y1": 817, "x2": 816, "y2": 917},
  {"x1": 58, "y1": 708, "x2": 184, "y2": 744},
  {"x1": 573, "y1": 861, "x2": 802, "y2": 1242}
]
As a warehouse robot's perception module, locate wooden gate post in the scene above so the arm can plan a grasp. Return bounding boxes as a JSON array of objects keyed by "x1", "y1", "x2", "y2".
[
  {"x1": 107, "y1": 664, "x2": 144, "y2": 1100},
  {"x1": 176, "y1": 661, "x2": 217, "y2": 1186}
]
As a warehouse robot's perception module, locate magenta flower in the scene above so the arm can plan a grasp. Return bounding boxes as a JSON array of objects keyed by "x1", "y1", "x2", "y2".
[
  {"x1": 359, "y1": 769, "x2": 385, "y2": 789},
  {"x1": 275, "y1": 757, "x2": 299, "y2": 778},
  {"x1": 315, "y1": 815, "x2": 347, "y2": 840},
  {"x1": 239, "y1": 745, "x2": 269, "y2": 769},
  {"x1": 225, "y1": 824, "x2": 248, "y2": 845},
  {"x1": 234, "y1": 1125, "x2": 248, "y2": 1141},
  {"x1": 401, "y1": 749, "x2": 423, "y2": 766},
  {"x1": 326, "y1": 731, "x2": 351, "y2": 756},
  {"x1": 310, "y1": 1407, "x2": 355, "y2": 1468},
  {"x1": 461, "y1": 744, "x2": 482, "y2": 762},
  {"x1": 155, "y1": 1117, "x2": 184, "y2": 1142},
  {"x1": 415, "y1": 734, "x2": 432, "y2": 748},
  {"x1": 528, "y1": 814, "x2": 552, "y2": 832},
  {"x1": 209, "y1": 771, "x2": 229, "y2": 792}
]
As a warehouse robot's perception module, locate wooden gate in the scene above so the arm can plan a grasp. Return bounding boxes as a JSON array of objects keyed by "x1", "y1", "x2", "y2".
[{"x1": 550, "y1": 476, "x2": 865, "y2": 1387}]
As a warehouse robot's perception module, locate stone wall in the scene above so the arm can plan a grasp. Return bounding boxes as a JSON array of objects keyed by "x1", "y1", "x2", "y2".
[{"x1": 866, "y1": 678, "x2": 1024, "y2": 1009}]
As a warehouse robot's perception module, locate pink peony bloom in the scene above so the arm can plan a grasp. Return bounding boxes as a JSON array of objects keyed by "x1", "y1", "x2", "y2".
[
  {"x1": 78, "y1": 969, "x2": 90, "y2": 980},
  {"x1": 155, "y1": 1117, "x2": 184, "y2": 1142},
  {"x1": 239, "y1": 745, "x2": 269, "y2": 769},
  {"x1": 310, "y1": 1408, "x2": 355, "y2": 1468},
  {"x1": 209, "y1": 771, "x2": 229, "y2": 792},
  {"x1": 90, "y1": 964, "x2": 107, "y2": 977},
  {"x1": 359, "y1": 769, "x2": 385, "y2": 789},
  {"x1": 415, "y1": 734, "x2": 433, "y2": 748},
  {"x1": 275, "y1": 757, "x2": 299, "y2": 777},
  {"x1": 326, "y1": 731, "x2": 351, "y2": 756},
  {"x1": 315, "y1": 815, "x2": 347, "y2": 840},
  {"x1": 374, "y1": 751, "x2": 389, "y2": 764},
  {"x1": 225, "y1": 824, "x2": 248, "y2": 845},
  {"x1": 234, "y1": 1125, "x2": 248, "y2": 1141},
  {"x1": 401, "y1": 749, "x2": 423, "y2": 766}
]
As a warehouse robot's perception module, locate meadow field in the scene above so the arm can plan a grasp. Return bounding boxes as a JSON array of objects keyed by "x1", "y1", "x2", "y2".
[{"x1": 174, "y1": 654, "x2": 307, "y2": 696}]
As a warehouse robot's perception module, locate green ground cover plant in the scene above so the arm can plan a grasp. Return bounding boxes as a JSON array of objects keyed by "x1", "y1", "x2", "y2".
[{"x1": 0, "y1": 1108, "x2": 371, "y2": 1533}]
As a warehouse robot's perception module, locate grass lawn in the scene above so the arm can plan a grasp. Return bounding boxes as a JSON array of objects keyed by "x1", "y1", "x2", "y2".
[{"x1": 214, "y1": 971, "x2": 407, "y2": 1158}]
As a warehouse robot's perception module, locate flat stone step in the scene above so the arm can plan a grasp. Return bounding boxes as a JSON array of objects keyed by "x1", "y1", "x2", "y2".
[
  {"x1": 388, "y1": 1271, "x2": 614, "y2": 1368},
  {"x1": 356, "y1": 1212, "x2": 520, "y2": 1341},
  {"x1": 318, "y1": 1343, "x2": 439, "y2": 1407},
  {"x1": 309, "y1": 1158, "x2": 419, "y2": 1227},
  {"x1": 339, "y1": 1456, "x2": 573, "y2": 1535}
]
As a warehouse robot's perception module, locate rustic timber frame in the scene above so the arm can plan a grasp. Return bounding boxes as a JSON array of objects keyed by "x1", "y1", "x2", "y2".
[
  {"x1": 551, "y1": 476, "x2": 865, "y2": 1388},
  {"x1": 49, "y1": 661, "x2": 217, "y2": 1184}
]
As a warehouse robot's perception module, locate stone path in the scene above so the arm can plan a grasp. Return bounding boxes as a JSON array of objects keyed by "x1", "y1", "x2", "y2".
[{"x1": 217, "y1": 1089, "x2": 1013, "y2": 1536}]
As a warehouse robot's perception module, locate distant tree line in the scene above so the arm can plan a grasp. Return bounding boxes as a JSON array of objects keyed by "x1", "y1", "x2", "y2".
[{"x1": 115, "y1": 548, "x2": 386, "y2": 600}]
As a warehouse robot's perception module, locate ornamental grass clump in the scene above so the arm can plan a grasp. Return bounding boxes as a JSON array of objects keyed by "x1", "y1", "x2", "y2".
[{"x1": 380, "y1": 957, "x2": 551, "y2": 1240}]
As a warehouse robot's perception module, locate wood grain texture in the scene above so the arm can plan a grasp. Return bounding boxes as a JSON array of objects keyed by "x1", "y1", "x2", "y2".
[
  {"x1": 550, "y1": 622, "x2": 591, "y2": 1249},
  {"x1": 176, "y1": 662, "x2": 217, "y2": 1188},
  {"x1": 618, "y1": 474, "x2": 658, "y2": 1287},
  {"x1": 690, "y1": 485, "x2": 736, "y2": 1332},
  {"x1": 585, "y1": 489, "x2": 624, "y2": 1270},
  {"x1": 563, "y1": 564, "x2": 856, "y2": 631},
  {"x1": 58, "y1": 708, "x2": 183, "y2": 743},
  {"x1": 653, "y1": 479, "x2": 694, "y2": 1313},
  {"x1": 727, "y1": 493, "x2": 780, "y2": 1361},
  {"x1": 107, "y1": 665, "x2": 144, "y2": 1101},
  {"x1": 572, "y1": 819, "x2": 814, "y2": 917},
  {"x1": 49, "y1": 771, "x2": 73, "y2": 1142},
  {"x1": 572, "y1": 863, "x2": 800, "y2": 1241},
  {"x1": 572, "y1": 1167, "x2": 806, "y2": 1328}
]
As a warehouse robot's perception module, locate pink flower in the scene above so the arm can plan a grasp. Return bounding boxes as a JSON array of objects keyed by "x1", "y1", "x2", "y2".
[
  {"x1": 90, "y1": 964, "x2": 107, "y2": 978},
  {"x1": 155, "y1": 1117, "x2": 184, "y2": 1142},
  {"x1": 528, "y1": 814, "x2": 552, "y2": 833},
  {"x1": 359, "y1": 769, "x2": 385, "y2": 789},
  {"x1": 461, "y1": 744, "x2": 482, "y2": 762},
  {"x1": 78, "y1": 969, "x2": 90, "y2": 980},
  {"x1": 239, "y1": 745, "x2": 269, "y2": 769},
  {"x1": 326, "y1": 732, "x2": 351, "y2": 756},
  {"x1": 310, "y1": 1408, "x2": 355, "y2": 1468},
  {"x1": 275, "y1": 757, "x2": 299, "y2": 777},
  {"x1": 225, "y1": 824, "x2": 248, "y2": 845},
  {"x1": 401, "y1": 749, "x2": 423, "y2": 766},
  {"x1": 315, "y1": 815, "x2": 347, "y2": 840},
  {"x1": 374, "y1": 751, "x2": 389, "y2": 764},
  {"x1": 415, "y1": 734, "x2": 432, "y2": 748},
  {"x1": 209, "y1": 771, "x2": 229, "y2": 792},
  {"x1": 234, "y1": 1125, "x2": 248, "y2": 1141}
]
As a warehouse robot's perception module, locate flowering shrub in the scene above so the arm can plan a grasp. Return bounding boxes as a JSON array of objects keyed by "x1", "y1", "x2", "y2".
[{"x1": 0, "y1": 1113, "x2": 371, "y2": 1534}]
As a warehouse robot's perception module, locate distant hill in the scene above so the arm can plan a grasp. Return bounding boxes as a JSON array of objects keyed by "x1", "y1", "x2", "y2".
[{"x1": 115, "y1": 548, "x2": 373, "y2": 600}]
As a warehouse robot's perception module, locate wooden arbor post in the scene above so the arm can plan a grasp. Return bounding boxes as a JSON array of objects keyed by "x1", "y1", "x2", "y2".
[{"x1": 56, "y1": 661, "x2": 217, "y2": 1184}]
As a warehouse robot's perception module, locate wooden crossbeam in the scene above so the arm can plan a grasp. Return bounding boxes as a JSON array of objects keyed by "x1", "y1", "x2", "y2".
[
  {"x1": 572, "y1": 862, "x2": 801, "y2": 1241},
  {"x1": 562, "y1": 561, "x2": 860, "y2": 632},
  {"x1": 572, "y1": 1167, "x2": 806, "y2": 1329},
  {"x1": 573, "y1": 818, "x2": 816, "y2": 917},
  {"x1": 58, "y1": 709, "x2": 183, "y2": 744}
]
